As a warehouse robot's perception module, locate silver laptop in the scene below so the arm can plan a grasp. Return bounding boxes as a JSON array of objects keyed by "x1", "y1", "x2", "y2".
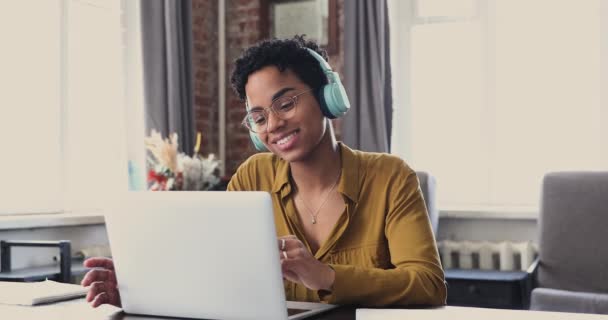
[{"x1": 104, "y1": 191, "x2": 337, "y2": 320}]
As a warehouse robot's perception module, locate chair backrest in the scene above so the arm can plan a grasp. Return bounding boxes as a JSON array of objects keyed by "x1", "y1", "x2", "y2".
[
  {"x1": 538, "y1": 172, "x2": 608, "y2": 293},
  {"x1": 416, "y1": 171, "x2": 439, "y2": 237}
]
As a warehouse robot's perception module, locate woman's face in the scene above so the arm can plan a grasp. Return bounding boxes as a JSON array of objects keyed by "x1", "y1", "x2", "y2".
[{"x1": 245, "y1": 66, "x2": 327, "y2": 162}]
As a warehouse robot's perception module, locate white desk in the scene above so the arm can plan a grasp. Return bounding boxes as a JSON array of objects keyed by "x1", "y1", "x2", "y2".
[
  {"x1": 357, "y1": 306, "x2": 608, "y2": 320},
  {"x1": 2, "y1": 300, "x2": 608, "y2": 320}
]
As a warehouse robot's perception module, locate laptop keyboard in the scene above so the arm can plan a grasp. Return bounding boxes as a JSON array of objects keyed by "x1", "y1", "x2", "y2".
[{"x1": 287, "y1": 308, "x2": 309, "y2": 316}]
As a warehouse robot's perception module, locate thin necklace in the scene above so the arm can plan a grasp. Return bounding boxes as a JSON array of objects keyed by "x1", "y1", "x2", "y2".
[{"x1": 295, "y1": 172, "x2": 341, "y2": 224}]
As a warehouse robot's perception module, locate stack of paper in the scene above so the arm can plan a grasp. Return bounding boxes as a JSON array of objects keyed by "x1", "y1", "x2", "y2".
[
  {"x1": 0, "y1": 298, "x2": 123, "y2": 320},
  {"x1": 0, "y1": 279, "x2": 88, "y2": 306}
]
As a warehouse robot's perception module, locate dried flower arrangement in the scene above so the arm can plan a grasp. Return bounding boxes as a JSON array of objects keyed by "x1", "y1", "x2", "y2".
[{"x1": 145, "y1": 130, "x2": 221, "y2": 191}]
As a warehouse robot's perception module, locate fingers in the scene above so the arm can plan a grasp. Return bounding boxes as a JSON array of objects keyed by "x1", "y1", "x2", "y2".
[
  {"x1": 91, "y1": 292, "x2": 109, "y2": 308},
  {"x1": 86, "y1": 280, "x2": 121, "y2": 308},
  {"x1": 81, "y1": 269, "x2": 117, "y2": 287},
  {"x1": 86, "y1": 281, "x2": 106, "y2": 302},
  {"x1": 282, "y1": 258, "x2": 334, "y2": 291},
  {"x1": 88, "y1": 282, "x2": 110, "y2": 308},
  {"x1": 278, "y1": 236, "x2": 302, "y2": 262},
  {"x1": 280, "y1": 247, "x2": 308, "y2": 262},
  {"x1": 83, "y1": 257, "x2": 115, "y2": 270},
  {"x1": 281, "y1": 259, "x2": 300, "y2": 282},
  {"x1": 277, "y1": 236, "x2": 304, "y2": 251},
  {"x1": 277, "y1": 235, "x2": 310, "y2": 283},
  {"x1": 82, "y1": 259, "x2": 121, "y2": 309},
  {"x1": 281, "y1": 255, "x2": 302, "y2": 270},
  {"x1": 282, "y1": 269, "x2": 300, "y2": 283},
  {"x1": 281, "y1": 258, "x2": 292, "y2": 271}
]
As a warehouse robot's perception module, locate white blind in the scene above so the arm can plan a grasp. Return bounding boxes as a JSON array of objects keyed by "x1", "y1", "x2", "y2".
[
  {"x1": 0, "y1": 1, "x2": 62, "y2": 214},
  {"x1": 0, "y1": 0, "x2": 134, "y2": 215},
  {"x1": 392, "y1": 0, "x2": 607, "y2": 209},
  {"x1": 63, "y1": 0, "x2": 127, "y2": 211}
]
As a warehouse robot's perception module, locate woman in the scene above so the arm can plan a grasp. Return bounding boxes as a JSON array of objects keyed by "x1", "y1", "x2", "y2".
[{"x1": 82, "y1": 36, "x2": 446, "y2": 307}]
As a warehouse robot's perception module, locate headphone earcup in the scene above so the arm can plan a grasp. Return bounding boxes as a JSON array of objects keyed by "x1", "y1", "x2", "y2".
[
  {"x1": 318, "y1": 72, "x2": 350, "y2": 119},
  {"x1": 322, "y1": 81, "x2": 350, "y2": 118},
  {"x1": 317, "y1": 88, "x2": 335, "y2": 119},
  {"x1": 304, "y1": 48, "x2": 350, "y2": 119},
  {"x1": 249, "y1": 131, "x2": 268, "y2": 152}
]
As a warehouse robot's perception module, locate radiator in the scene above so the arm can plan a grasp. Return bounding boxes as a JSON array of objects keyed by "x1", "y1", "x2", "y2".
[{"x1": 438, "y1": 240, "x2": 537, "y2": 271}]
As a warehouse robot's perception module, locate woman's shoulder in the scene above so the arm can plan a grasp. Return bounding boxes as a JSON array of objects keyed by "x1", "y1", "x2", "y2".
[
  {"x1": 351, "y1": 148, "x2": 414, "y2": 175},
  {"x1": 228, "y1": 152, "x2": 283, "y2": 191},
  {"x1": 239, "y1": 152, "x2": 280, "y2": 169}
]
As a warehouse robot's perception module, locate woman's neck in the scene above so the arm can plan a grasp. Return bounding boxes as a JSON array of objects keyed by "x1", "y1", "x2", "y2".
[{"x1": 289, "y1": 125, "x2": 341, "y2": 192}]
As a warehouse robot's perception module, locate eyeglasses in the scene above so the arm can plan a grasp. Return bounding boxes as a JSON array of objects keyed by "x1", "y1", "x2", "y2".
[{"x1": 242, "y1": 89, "x2": 314, "y2": 133}]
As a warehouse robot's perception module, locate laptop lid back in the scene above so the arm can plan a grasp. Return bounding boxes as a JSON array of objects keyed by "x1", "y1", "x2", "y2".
[{"x1": 105, "y1": 191, "x2": 288, "y2": 320}]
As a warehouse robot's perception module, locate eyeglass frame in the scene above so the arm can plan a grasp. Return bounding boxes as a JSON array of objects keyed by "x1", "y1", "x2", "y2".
[{"x1": 241, "y1": 89, "x2": 314, "y2": 133}]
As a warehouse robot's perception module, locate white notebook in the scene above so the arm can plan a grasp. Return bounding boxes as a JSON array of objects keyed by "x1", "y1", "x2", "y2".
[{"x1": 0, "y1": 279, "x2": 88, "y2": 306}]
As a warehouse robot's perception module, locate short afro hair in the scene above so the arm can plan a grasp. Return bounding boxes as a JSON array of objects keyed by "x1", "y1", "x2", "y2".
[{"x1": 230, "y1": 35, "x2": 329, "y2": 101}]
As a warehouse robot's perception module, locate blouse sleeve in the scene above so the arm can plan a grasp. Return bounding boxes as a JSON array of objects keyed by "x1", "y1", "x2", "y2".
[{"x1": 321, "y1": 166, "x2": 447, "y2": 306}]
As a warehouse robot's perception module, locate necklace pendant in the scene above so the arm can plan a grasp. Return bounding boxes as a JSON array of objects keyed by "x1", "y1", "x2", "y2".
[{"x1": 311, "y1": 216, "x2": 317, "y2": 224}]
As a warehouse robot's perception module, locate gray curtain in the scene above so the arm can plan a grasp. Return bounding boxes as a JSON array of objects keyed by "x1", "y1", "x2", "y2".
[
  {"x1": 343, "y1": 0, "x2": 393, "y2": 153},
  {"x1": 141, "y1": 0, "x2": 195, "y2": 154}
]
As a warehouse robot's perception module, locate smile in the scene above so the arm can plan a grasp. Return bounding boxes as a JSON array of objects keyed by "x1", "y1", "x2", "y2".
[{"x1": 276, "y1": 131, "x2": 298, "y2": 145}]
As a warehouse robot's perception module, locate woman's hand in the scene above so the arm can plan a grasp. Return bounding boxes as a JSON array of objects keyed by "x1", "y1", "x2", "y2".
[
  {"x1": 81, "y1": 257, "x2": 122, "y2": 308},
  {"x1": 278, "y1": 235, "x2": 335, "y2": 291}
]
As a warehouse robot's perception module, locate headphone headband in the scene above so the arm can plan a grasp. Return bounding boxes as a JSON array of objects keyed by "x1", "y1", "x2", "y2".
[{"x1": 305, "y1": 48, "x2": 332, "y2": 72}]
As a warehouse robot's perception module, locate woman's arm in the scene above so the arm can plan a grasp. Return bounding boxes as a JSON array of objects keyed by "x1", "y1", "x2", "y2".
[{"x1": 320, "y1": 169, "x2": 447, "y2": 306}]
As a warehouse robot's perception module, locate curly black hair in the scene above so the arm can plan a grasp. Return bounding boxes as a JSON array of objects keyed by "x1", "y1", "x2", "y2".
[{"x1": 230, "y1": 35, "x2": 329, "y2": 102}]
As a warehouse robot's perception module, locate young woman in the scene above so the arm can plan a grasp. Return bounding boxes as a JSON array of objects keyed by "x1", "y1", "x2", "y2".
[
  {"x1": 82, "y1": 36, "x2": 446, "y2": 308},
  {"x1": 225, "y1": 35, "x2": 445, "y2": 306}
]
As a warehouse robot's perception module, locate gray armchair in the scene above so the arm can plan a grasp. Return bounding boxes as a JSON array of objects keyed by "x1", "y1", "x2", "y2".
[
  {"x1": 530, "y1": 172, "x2": 608, "y2": 314},
  {"x1": 416, "y1": 171, "x2": 439, "y2": 238}
]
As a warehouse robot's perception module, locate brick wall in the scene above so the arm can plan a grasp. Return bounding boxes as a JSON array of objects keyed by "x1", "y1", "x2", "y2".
[
  {"x1": 192, "y1": 0, "x2": 345, "y2": 176},
  {"x1": 224, "y1": 0, "x2": 269, "y2": 175},
  {"x1": 192, "y1": 0, "x2": 219, "y2": 156}
]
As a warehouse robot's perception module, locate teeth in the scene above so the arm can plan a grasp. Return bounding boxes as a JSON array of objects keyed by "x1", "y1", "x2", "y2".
[{"x1": 277, "y1": 132, "x2": 296, "y2": 145}]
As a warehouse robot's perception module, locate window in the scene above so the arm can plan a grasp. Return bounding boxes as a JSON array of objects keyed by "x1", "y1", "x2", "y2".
[
  {"x1": 390, "y1": 0, "x2": 607, "y2": 210},
  {"x1": 0, "y1": 0, "x2": 143, "y2": 215}
]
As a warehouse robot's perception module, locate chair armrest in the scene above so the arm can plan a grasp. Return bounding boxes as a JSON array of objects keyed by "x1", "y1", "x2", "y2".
[
  {"x1": 526, "y1": 256, "x2": 540, "y2": 289},
  {"x1": 531, "y1": 287, "x2": 608, "y2": 314}
]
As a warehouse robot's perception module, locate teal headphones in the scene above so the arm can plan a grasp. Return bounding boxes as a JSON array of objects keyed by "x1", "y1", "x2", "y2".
[{"x1": 248, "y1": 48, "x2": 350, "y2": 152}]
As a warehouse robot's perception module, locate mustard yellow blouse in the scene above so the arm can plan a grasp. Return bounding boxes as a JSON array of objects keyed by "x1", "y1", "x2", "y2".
[{"x1": 227, "y1": 143, "x2": 447, "y2": 306}]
